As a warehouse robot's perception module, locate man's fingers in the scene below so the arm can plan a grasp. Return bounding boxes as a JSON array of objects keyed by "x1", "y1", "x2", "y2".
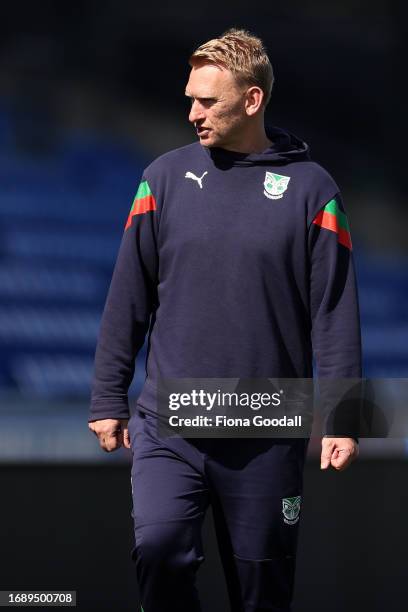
[
  {"x1": 98, "y1": 428, "x2": 122, "y2": 452},
  {"x1": 320, "y1": 439, "x2": 335, "y2": 469},
  {"x1": 331, "y1": 448, "x2": 353, "y2": 471},
  {"x1": 102, "y1": 433, "x2": 122, "y2": 453},
  {"x1": 330, "y1": 445, "x2": 358, "y2": 471},
  {"x1": 123, "y1": 427, "x2": 131, "y2": 449},
  {"x1": 118, "y1": 419, "x2": 131, "y2": 450}
]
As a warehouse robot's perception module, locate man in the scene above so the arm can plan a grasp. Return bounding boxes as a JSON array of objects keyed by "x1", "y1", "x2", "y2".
[{"x1": 89, "y1": 29, "x2": 361, "y2": 612}]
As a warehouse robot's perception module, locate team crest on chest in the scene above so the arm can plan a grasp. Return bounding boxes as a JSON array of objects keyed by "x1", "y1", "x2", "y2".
[
  {"x1": 282, "y1": 496, "x2": 301, "y2": 525},
  {"x1": 263, "y1": 172, "x2": 291, "y2": 199}
]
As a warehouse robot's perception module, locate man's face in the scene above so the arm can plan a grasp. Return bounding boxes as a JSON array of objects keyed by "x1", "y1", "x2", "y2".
[{"x1": 185, "y1": 62, "x2": 248, "y2": 149}]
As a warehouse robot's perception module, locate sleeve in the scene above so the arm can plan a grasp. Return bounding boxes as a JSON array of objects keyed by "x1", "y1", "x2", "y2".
[
  {"x1": 308, "y1": 192, "x2": 362, "y2": 437},
  {"x1": 88, "y1": 175, "x2": 159, "y2": 422}
]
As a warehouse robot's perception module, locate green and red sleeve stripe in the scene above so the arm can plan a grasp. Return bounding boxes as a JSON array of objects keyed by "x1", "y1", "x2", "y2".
[
  {"x1": 312, "y1": 197, "x2": 352, "y2": 250},
  {"x1": 125, "y1": 180, "x2": 156, "y2": 230}
]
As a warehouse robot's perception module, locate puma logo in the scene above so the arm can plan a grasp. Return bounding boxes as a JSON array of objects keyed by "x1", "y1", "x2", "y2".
[{"x1": 185, "y1": 171, "x2": 208, "y2": 189}]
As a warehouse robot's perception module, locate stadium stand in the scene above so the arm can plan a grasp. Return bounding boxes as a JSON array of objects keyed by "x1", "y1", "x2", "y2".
[{"x1": 0, "y1": 104, "x2": 148, "y2": 397}]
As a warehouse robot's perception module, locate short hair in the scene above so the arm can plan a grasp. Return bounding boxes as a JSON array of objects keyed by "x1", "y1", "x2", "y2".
[{"x1": 189, "y1": 28, "x2": 274, "y2": 107}]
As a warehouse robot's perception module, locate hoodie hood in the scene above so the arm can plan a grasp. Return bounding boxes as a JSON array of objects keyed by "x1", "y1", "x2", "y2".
[{"x1": 204, "y1": 125, "x2": 310, "y2": 168}]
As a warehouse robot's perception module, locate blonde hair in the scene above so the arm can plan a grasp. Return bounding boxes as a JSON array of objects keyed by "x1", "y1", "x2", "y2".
[{"x1": 189, "y1": 28, "x2": 274, "y2": 106}]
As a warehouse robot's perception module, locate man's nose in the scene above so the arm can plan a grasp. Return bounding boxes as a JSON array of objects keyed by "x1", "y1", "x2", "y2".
[{"x1": 189, "y1": 100, "x2": 205, "y2": 124}]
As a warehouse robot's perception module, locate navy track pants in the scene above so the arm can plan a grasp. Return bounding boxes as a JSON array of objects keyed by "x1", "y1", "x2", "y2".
[{"x1": 129, "y1": 409, "x2": 308, "y2": 612}]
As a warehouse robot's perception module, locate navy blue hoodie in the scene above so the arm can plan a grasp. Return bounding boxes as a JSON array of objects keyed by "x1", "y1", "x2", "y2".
[{"x1": 89, "y1": 126, "x2": 362, "y2": 422}]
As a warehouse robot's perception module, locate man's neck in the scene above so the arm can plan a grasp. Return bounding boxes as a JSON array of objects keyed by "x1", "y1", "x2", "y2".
[{"x1": 220, "y1": 125, "x2": 271, "y2": 155}]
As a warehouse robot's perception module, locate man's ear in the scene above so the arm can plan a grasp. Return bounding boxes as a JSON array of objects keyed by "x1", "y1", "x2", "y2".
[{"x1": 245, "y1": 86, "x2": 265, "y2": 116}]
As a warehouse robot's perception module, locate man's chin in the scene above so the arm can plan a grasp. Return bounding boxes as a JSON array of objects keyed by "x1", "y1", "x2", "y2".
[{"x1": 198, "y1": 133, "x2": 219, "y2": 147}]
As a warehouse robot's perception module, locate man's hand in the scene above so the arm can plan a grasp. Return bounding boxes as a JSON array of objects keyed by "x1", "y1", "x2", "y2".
[
  {"x1": 320, "y1": 437, "x2": 358, "y2": 471},
  {"x1": 88, "y1": 419, "x2": 131, "y2": 452}
]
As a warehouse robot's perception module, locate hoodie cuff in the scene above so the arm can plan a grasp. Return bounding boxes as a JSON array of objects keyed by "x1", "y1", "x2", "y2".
[{"x1": 88, "y1": 398, "x2": 130, "y2": 422}]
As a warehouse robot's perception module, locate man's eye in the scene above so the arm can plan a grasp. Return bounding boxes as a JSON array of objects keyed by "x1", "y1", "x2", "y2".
[
  {"x1": 201, "y1": 98, "x2": 216, "y2": 107},
  {"x1": 185, "y1": 97, "x2": 216, "y2": 107}
]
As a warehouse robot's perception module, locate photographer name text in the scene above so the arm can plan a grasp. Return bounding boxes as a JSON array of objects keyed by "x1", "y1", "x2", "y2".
[{"x1": 168, "y1": 415, "x2": 302, "y2": 428}]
